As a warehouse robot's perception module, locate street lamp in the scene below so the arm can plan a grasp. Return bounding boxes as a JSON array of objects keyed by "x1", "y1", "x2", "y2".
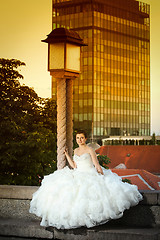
[{"x1": 42, "y1": 28, "x2": 86, "y2": 169}]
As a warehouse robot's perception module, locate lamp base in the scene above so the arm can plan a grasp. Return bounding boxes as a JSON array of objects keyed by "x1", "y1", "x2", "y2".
[{"x1": 50, "y1": 69, "x2": 80, "y2": 79}]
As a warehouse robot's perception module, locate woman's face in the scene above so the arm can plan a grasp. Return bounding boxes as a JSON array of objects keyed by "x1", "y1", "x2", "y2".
[{"x1": 76, "y1": 133, "x2": 87, "y2": 146}]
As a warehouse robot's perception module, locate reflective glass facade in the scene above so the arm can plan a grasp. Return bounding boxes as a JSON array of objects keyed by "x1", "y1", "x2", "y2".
[{"x1": 52, "y1": 0, "x2": 150, "y2": 139}]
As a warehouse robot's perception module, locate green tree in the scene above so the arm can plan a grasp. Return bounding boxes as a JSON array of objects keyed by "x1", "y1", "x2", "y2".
[
  {"x1": 0, "y1": 58, "x2": 57, "y2": 185},
  {"x1": 41, "y1": 98, "x2": 57, "y2": 132}
]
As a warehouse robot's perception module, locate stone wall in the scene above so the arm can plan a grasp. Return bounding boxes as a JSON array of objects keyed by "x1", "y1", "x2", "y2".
[
  {"x1": 0, "y1": 185, "x2": 53, "y2": 239},
  {"x1": 0, "y1": 185, "x2": 159, "y2": 239},
  {"x1": 110, "y1": 189, "x2": 160, "y2": 228},
  {"x1": 0, "y1": 185, "x2": 159, "y2": 227}
]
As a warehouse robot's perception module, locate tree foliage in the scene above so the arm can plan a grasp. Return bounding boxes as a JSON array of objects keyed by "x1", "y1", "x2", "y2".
[{"x1": 0, "y1": 58, "x2": 57, "y2": 186}]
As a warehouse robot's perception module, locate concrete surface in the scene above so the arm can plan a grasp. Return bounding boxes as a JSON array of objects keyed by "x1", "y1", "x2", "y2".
[
  {"x1": 0, "y1": 185, "x2": 38, "y2": 200},
  {"x1": 0, "y1": 199, "x2": 39, "y2": 221},
  {"x1": 0, "y1": 185, "x2": 160, "y2": 240},
  {"x1": 0, "y1": 218, "x2": 160, "y2": 240},
  {"x1": 49, "y1": 225, "x2": 160, "y2": 240},
  {"x1": 0, "y1": 218, "x2": 53, "y2": 239}
]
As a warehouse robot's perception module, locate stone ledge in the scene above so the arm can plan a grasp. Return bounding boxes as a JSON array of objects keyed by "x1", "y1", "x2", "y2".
[
  {"x1": 48, "y1": 225, "x2": 160, "y2": 240},
  {"x1": 0, "y1": 185, "x2": 159, "y2": 228},
  {"x1": 0, "y1": 185, "x2": 38, "y2": 200},
  {"x1": 140, "y1": 190, "x2": 160, "y2": 205},
  {"x1": 0, "y1": 185, "x2": 160, "y2": 205},
  {"x1": 158, "y1": 192, "x2": 160, "y2": 205},
  {"x1": 107, "y1": 204, "x2": 160, "y2": 228},
  {"x1": 0, "y1": 218, "x2": 160, "y2": 240},
  {"x1": 0, "y1": 199, "x2": 39, "y2": 221},
  {"x1": 0, "y1": 218, "x2": 53, "y2": 239}
]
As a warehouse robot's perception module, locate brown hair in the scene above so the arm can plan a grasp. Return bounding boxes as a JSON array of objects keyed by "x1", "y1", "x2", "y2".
[{"x1": 76, "y1": 130, "x2": 87, "y2": 138}]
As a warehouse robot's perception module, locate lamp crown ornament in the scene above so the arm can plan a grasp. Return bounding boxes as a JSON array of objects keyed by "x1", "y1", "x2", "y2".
[{"x1": 42, "y1": 28, "x2": 87, "y2": 46}]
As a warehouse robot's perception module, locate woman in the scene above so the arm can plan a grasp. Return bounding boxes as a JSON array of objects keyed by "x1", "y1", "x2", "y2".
[
  {"x1": 29, "y1": 130, "x2": 142, "y2": 229},
  {"x1": 64, "y1": 130, "x2": 103, "y2": 175}
]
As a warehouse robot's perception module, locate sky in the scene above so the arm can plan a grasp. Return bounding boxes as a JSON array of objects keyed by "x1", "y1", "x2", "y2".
[{"x1": 0, "y1": 0, "x2": 160, "y2": 135}]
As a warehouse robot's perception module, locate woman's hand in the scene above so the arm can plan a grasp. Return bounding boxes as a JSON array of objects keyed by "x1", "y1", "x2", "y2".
[
  {"x1": 64, "y1": 148, "x2": 68, "y2": 156},
  {"x1": 64, "y1": 148, "x2": 76, "y2": 169},
  {"x1": 96, "y1": 165, "x2": 104, "y2": 175}
]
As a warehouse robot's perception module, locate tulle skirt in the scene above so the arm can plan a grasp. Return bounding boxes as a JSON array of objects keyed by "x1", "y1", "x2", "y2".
[{"x1": 29, "y1": 166, "x2": 142, "y2": 229}]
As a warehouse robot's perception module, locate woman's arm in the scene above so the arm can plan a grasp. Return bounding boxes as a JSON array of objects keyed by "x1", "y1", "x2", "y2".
[
  {"x1": 64, "y1": 149, "x2": 76, "y2": 169},
  {"x1": 89, "y1": 148, "x2": 104, "y2": 175}
]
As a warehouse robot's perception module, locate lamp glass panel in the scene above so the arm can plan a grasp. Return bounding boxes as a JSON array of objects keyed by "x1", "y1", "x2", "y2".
[
  {"x1": 49, "y1": 43, "x2": 64, "y2": 70},
  {"x1": 66, "y1": 43, "x2": 80, "y2": 72}
]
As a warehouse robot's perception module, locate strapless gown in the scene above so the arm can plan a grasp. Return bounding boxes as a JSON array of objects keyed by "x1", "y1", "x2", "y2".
[{"x1": 29, "y1": 153, "x2": 142, "y2": 229}]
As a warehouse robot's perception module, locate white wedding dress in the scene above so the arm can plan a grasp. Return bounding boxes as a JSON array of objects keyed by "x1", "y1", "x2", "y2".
[{"x1": 29, "y1": 153, "x2": 142, "y2": 229}]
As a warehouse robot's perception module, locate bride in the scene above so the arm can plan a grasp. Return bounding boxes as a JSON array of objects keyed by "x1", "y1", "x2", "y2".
[{"x1": 29, "y1": 130, "x2": 142, "y2": 229}]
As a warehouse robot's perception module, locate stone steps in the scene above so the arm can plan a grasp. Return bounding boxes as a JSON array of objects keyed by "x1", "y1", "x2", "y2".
[
  {"x1": 50, "y1": 225, "x2": 160, "y2": 240},
  {"x1": 0, "y1": 218, "x2": 160, "y2": 240},
  {"x1": 0, "y1": 218, "x2": 53, "y2": 239},
  {"x1": 0, "y1": 186, "x2": 160, "y2": 240}
]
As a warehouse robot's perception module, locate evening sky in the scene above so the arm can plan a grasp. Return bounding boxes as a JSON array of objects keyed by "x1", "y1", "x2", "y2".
[{"x1": 0, "y1": 0, "x2": 159, "y2": 134}]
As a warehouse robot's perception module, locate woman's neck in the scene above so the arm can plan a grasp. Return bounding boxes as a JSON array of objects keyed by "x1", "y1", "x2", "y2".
[{"x1": 79, "y1": 144, "x2": 87, "y2": 148}]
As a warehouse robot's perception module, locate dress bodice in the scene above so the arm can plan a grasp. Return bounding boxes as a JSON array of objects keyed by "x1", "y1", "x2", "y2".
[{"x1": 73, "y1": 153, "x2": 95, "y2": 172}]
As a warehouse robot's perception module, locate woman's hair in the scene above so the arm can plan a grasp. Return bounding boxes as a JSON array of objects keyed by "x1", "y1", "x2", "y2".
[{"x1": 76, "y1": 130, "x2": 87, "y2": 138}]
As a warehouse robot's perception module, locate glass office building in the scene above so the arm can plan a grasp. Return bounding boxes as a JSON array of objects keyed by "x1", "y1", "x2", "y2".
[{"x1": 52, "y1": 0, "x2": 150, "y2": 140}]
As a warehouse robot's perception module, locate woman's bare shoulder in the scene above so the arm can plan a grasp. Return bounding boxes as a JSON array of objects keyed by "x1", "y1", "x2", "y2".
[
  {"x1": 87, "y1": 146, "x2": 96, "y2": 154},
  {"x1": 74, "y1": 148, "x2": 79, "y2": 154}
]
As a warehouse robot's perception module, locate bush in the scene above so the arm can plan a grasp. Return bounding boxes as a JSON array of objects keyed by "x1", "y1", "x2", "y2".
[{"x1": 97, "y1": 155, "x2": 111, "y2": 169}]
